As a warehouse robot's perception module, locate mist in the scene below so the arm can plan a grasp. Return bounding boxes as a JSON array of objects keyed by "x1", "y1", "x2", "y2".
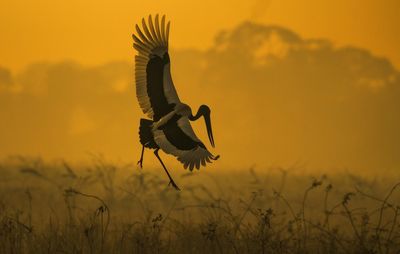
[{"x1": 1, "y1": 21, "x2": 399, "y2": 172}]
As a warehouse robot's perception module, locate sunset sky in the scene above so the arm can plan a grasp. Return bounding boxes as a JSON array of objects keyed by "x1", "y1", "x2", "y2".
[
  {"x1": 1, "y1": 0, "x2": 399, "y2": 71},
  {"x1": 0, "y1": 1, "x2": 399, "y2": 172}
]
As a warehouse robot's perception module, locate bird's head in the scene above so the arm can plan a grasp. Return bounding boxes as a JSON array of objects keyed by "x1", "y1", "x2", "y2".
[{"x1": 189, "y1": 105, "x2": 215, "y2": 147}]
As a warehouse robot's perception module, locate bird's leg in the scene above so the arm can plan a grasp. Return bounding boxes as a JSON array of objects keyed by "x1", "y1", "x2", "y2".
[
  {"x1": 154, "y1": 149, "x2": 180, "y2": 190},
  {"x1": 137, "y1": 145, "x2": 145, "y2": 168}
]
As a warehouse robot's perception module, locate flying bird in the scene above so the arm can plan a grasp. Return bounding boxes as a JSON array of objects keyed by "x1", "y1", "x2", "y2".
[{"x1": 132, "y1": 14, "x2": 219, "y2": 190}]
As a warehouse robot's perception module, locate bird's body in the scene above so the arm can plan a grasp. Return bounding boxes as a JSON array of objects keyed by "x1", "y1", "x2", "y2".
[{"x1": 133, "y1": 15, "x2": 218, "y2": 190}]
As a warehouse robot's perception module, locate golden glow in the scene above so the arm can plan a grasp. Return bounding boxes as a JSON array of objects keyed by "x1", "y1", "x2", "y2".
[
  {"x1": 1, "y1": 0, "x2": 399, "y2": 70},
  {"x1": 0, "y1": 0, "x2": 399, "y2": 172}
]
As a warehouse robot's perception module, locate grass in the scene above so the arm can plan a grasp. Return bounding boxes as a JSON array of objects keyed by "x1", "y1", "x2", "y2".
[{"x1": 0, "y1": 156, "x2": 399, "y2": 253}]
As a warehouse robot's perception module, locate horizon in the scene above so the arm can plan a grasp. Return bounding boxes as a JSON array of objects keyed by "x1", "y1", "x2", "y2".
[{"x1": 1, "y1": 1, "x2": 400, "y2": 174}]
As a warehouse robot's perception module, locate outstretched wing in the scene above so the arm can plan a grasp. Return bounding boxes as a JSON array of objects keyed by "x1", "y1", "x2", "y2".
[
  {"x1": 152, "y1": 115, "x2": 218, "y2": 171},
  {"x1": 133, "y1": 14, "x2": 181, "y2": 121}
]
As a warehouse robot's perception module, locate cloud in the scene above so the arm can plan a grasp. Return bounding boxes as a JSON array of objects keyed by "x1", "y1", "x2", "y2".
[
  {"x1": 0, "y1": 61, "x2": 135, "y2": 159},
  {"x1": 0, "y1": 66, "x2": 15, "y2": 92},
  {"x1": 0, "y1": 21, "x2": 399, "y2": 171},
  {"x1": 173, "y1": 22, "x2": 400, "y2": 170},
  {"x1": 0, "y1": 67, "x2": 13, "y2": 85}
]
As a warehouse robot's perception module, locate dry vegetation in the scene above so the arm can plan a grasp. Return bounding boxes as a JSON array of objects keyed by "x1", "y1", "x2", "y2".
[{"x1": 0, "y1": 156, "x2": 399, "y2": 254}]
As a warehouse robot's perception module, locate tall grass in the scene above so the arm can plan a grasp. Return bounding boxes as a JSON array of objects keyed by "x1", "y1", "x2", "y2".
[{"x1": 0, "y1": 156, "x2": 399, "y2": 253}]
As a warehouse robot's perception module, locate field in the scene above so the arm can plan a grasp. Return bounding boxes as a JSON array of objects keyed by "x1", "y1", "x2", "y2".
[{"x1": 0, "y1": 156, "x2": 399, "y2": 254}]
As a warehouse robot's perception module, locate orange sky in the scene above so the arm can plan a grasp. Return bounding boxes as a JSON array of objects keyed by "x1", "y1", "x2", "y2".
[
  {"x1": 1, "y1": 1, "x2": 399, "y2": 172},
  {"x1": 1, "y1": 0, "x2": 399, "y2": 71}
]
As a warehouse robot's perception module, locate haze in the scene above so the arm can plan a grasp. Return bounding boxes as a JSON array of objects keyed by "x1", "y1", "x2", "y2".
[{"x1": 0, "y1": 0, "x2": 399, "y2": 172}]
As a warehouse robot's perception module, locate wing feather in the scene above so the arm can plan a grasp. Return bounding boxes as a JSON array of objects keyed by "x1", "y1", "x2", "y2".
[
  {"x1": 165, "y1": 21, "x2": 170, "y2": 47},
  {"x1": 152, "y1": 117, "x2": 218, "y2": 171},
  {"x1": 161, "y1": 16, "x2": 167, "y2": 45},
  {"x1": 201, "y1": 157, "x2": 206, "y2": 166},
  {"x1": 133, "y1": 43, "x2": 150, "y2": 55},
  {"x1": 155, "y1": 15, "x2": 163, "y2": 45},
  {"x1": 135, "y1": 24, "x2": 153, "y2": 47},
  {"x1": 133, "y1": 15, "x2": 181, "y2": 120},
  {"x1": 132, "y1": 34, "x2": 151, "y2": 51},
  {"x1": 142, "y1": 18, "x2": 157, "y2": 47},
  {"x1": 148, "y1": 15, "x2": 160, "y2": 46}
]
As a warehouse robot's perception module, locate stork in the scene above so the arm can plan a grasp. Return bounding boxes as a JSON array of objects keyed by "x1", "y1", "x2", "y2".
[{"x1": 132, "y1": 14, "x2": 219, "y2": 190}]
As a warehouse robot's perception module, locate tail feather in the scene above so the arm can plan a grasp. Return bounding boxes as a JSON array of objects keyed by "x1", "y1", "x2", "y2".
[{"x1": 139, "y1": 119, "x2": 158, "y2": 149}]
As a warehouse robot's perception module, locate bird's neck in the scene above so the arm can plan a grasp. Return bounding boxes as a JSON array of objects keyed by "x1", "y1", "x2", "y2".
[{"x1": 189, "y1": 107, "x2": 203, "y2": 121}]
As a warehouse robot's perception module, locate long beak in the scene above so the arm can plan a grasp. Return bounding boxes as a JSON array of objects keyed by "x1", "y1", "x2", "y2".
[{"x1": 204, "y1": 113, "x2": 215, "y2": 147}]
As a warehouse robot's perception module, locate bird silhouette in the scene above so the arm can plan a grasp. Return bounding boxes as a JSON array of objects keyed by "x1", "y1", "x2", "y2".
[{"x1": 132, "y1": 14, "x2": 219, "y2": 190}]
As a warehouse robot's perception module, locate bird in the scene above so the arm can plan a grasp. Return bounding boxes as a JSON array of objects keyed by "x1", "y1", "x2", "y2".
[{"x1": 132, "y1": 14, "x2": 219, "y2": 190}]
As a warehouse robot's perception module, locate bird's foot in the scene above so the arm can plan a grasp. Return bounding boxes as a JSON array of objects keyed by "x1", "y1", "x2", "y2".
[
  {"x1": 168, "y1": 180, "x2": 180, "y2": 191},
  {"x1": 137, "y1": 159, "x2": 143, "y2": 169}
]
